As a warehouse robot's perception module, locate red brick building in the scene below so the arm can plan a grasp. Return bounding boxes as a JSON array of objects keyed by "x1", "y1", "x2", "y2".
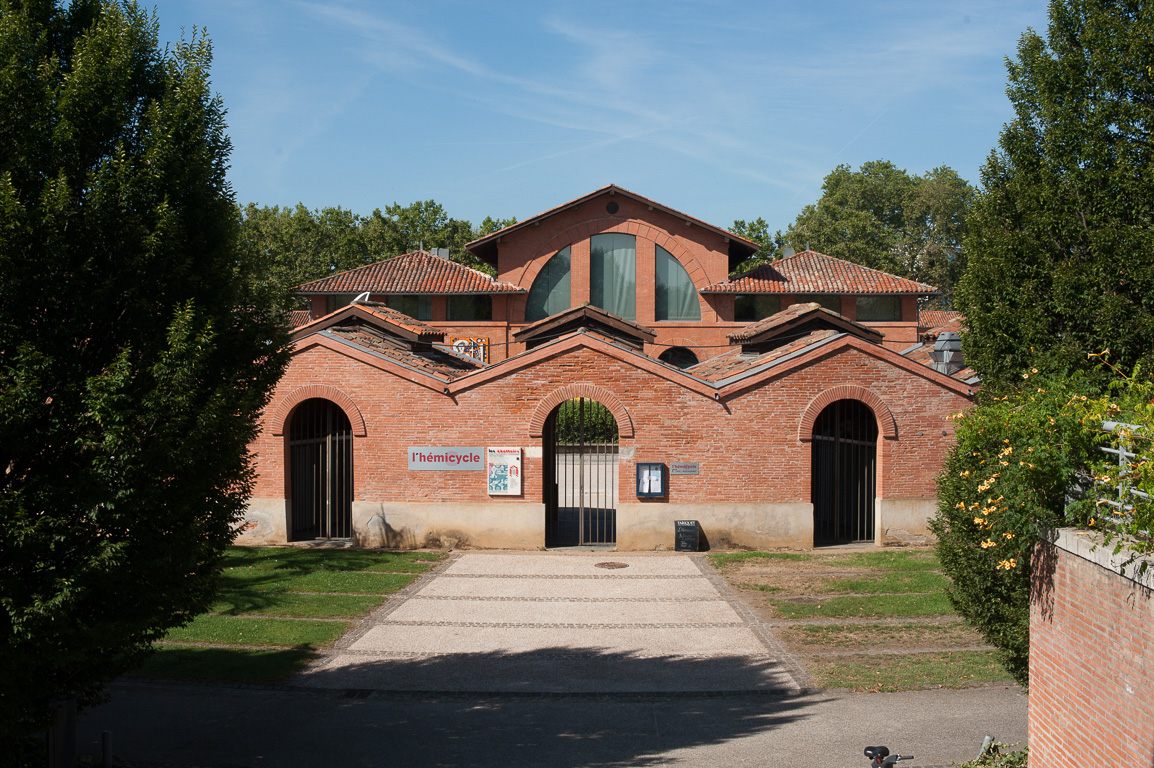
[{"x1": 241, "y1": 186, "x2": 975, "y2": 550}]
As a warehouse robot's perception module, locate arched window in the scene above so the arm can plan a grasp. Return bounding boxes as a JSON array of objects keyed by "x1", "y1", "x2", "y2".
[
  {"x1": 658, "y1": 346, "x2": 699, "y2": 369},
  {"x1": 655, "y1": 246, "x2": 701, "y2": 321},
  {"x1": 525, "y1": 246, "x2": 572, "y2": 321},
  {"x1": 590, "y1": 233, "x2": 636, "y2": 320}
]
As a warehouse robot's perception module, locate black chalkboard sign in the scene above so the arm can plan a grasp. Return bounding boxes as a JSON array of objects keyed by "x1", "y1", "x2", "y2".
[{"x1": 675, "y1": 520, "x2": 700, "y2": 552}]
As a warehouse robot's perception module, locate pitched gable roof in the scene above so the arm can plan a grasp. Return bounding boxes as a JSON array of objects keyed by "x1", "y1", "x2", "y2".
[
  {"x1": 295, "y1": 250, "x2": 525, "y2": 296},
  {"x1": 700, "y1": 250, "x2": 939, "y2": 295},
  {"x1": 512, "y1": 304, "x2": 656, "y2": 351},
  {"x1": 465, "y1": 184, "x2": 761, "y2": 269},
  {"x1": 728, "y1": 302, "x2": 883, "y2": 345},
  {"x1": 291, "y1": 302, "x2": 446, "y2": 344}
]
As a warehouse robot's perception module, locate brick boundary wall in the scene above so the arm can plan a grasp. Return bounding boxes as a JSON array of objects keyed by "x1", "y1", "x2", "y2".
[{"x1": 1029, "y1": 528, "x2": 1154, "y2": 766}]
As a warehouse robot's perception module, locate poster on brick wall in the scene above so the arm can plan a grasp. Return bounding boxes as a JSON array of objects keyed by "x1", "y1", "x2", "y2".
[
  {"x1": 450, "y1": 337, "x2": 489, "y2": 363},
  {"x1": 486, "y1": 447, "x2": 521, "y2": 496}
]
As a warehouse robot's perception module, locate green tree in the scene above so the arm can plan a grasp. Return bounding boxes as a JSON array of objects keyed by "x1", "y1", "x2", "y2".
[
  {"x1": 238, "y1": 203, "x2": 371, "y2": 300},
  {"x1": 363, "y1": 199, "x2": 499, "y2": 273},
  {"x1": 0, "y1": 0, "x2": 288, "y2": 738},
  {"x1": 729, "y1": 217, "x2": 784, "y2": 272},
  {"x1": 957, "y1": 0, "x2": 1154, "y2": 389},
  {"x1": 782, "y1": 161, "x2": 974, "y2": 303}
]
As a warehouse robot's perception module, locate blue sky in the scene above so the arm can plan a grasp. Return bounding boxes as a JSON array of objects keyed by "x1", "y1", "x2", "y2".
[{"x1": 157, "y1": 1, "x2": 1048, "y2": 232}]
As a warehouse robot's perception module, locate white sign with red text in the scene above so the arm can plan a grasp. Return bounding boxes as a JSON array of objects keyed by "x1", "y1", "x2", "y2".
[{"x1": 408, "y1": 447, "x2": 484, "y2": 471}]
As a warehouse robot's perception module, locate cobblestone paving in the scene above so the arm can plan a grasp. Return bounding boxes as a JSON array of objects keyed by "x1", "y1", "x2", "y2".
[{"x1": 293, "y1": 551, "x2": 810, "y2": 693}]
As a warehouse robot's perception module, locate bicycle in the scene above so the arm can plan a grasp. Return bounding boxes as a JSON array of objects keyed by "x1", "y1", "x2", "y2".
[{"x1": 863, "y1": 746, "x2": 914, "y2": 766}]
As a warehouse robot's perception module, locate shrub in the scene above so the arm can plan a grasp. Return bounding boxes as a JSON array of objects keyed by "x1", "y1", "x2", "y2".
[{"x1": 932, "y1": 367, "x2": 1100, "y2": 686}]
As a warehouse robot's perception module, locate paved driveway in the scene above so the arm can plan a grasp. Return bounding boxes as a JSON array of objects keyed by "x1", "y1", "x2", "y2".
[
  {"x1": 295, "y1": 551, "x2": 809, "y2": 694},
  {"x1": 77, "y1": 550, "x2": 1028, "y2": 767}
]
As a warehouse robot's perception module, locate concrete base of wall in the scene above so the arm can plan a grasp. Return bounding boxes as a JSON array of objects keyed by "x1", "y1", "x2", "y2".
[
  {"x1": 235, "y1": 498, "x2": 288, "y2": 545},
  {"x1": 351, "y1": 501, "x2": 546, "y2": 550},
  {"x1": 876, "y1": 497, "x2": 937, "y2": 546},
  {"x1": 238, "y1": 497, "x2": 937, "y2": 551},
  {"x1": 617, "y1": 502, "x2": 813, "y2": 551}
]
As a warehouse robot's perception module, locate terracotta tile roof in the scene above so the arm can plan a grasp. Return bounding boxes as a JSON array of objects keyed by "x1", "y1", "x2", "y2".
[
  {"x1": 291, "y1": 301, "x2": 446, "y2": 343},
  {"x1": 919, "y1": 309, "x2": 964, "y2": 341},
  {"x1": 324, "y1": 324, "x2": 482, "y2": 381},
  {"x1": 287, "y1": 309, "x2": 311, "y2": 329},
  {"x1": 354, "y1": 302, "x2": 446, "y2": 340},
  {"x1": 690, "y1": 330, "x2": 841, "y2": 382},
  {"x1": 700, "y1": 250, "x2": 939, "y2": 295},
  {"x1": 295, "y1": 251, "x2": 525, "y2": 295},
  {"x1": 726, "y1": 302, "x2": 882, "y2": 344},
  {"x1": 465, "y1": 184, "x2": 760, "y2": 269}
]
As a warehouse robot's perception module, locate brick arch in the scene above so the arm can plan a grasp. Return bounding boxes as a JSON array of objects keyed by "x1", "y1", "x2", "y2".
[
  {"x1": 797, "y1": 386, "x2": 897, "y2": 442},
  {"x1": 515, "y1": 218, "x2": 709, "y2": 315},
  {"x1": 271, "y1": 385, "x2": 367, "y2": 437},
  {"x1": 528, "y1": 383, "x2": 634, "y2": 438}
]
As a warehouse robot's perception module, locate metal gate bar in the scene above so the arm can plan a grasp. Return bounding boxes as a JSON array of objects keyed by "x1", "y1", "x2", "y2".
[
  {"x1": 546, "y1": 398, "x2": 618, "y2": 547},
  {"x1": 289, "y1": 398, "x2": 353, "y2": 540},
  {"x1": 812, "y1": 399, "x2": 877, "y2": 546}
]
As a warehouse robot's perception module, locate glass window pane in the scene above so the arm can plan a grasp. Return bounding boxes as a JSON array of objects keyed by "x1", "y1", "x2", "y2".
[
  {"x1": 855, "y1": 296, "x2": 902, "y2": 321},
  {"x1": 525, "y1": 246, "x2": 572, "y2": 321},
  {"x1": 447, "y1": 295, "x2": 492, "y2": 321},
  {"x1": 590, "y1": 233, "x2": 636, "y2": 320},
  {"x1": 386, "y1": 294, "x2": 432, "y2": 320},
  {"x1": 734, "y1": 294, "x2": 781, "y2": 322},
  {"x1": 796, "y1": 294, "x2": 841, "y2": 313},
  {"x1": 655, "y1": 246, "x2": 701, "y2": 321},
  {"x1": 326, "y1": 294, "x2": 358, "y2": 313}
]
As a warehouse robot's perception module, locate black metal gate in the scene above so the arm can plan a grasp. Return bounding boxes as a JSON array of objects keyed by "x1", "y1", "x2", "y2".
[
  {"x1": 289, "y1": 398, "x2": 353, "y2": 540},
  {"x1": 812, "y1": 399, "x2": 877, "y2": 546},
  {"x1": 544, "y1": 398, "x2": 618, "y2": 547}
]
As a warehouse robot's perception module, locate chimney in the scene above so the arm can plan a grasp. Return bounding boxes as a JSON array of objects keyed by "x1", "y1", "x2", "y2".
[
  {"x1": 431, "y1": 247, "x2": 450, "y2": 259},
  {"x1": 781, "y1": 247, "x2": 796, "y2": 259}
]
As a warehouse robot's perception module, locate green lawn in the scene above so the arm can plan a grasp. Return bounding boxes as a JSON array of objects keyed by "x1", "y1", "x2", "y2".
[
  {"x1": 127, "y1": 546, "x2": 443, "y2": 684},
  {"x1": 768, "y1": 591, "x2": 955, "y2": 620},
  {"x1": 806, "y1": 650, "x2": 1009, "y2": 692},
  {"x1": 706, "y1": 547, "x2": 1016, "y2": 692}
]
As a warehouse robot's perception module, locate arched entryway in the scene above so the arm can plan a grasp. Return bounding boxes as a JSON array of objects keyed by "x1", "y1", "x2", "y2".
[
  {"x1": 812, "y1": 399, "x2": 878, "y2": 546},
  {"x1": 288, "y1": 398, "x2": 353, "y2": 540},
  {"x1": 543, "y1": 398, "x2": 619, "y2": 547}
]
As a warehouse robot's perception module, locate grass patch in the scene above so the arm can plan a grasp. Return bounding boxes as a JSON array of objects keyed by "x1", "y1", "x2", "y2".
[
  {"x1": 223, "y1": 547, "x2": 442, "y2": 572},
  {"x1": 209, "y1": 590, "x2": 386, "y2": 618},
  {"x1": 818, "y1": 570, "x2": 950, "y2": 595},
  {"x1": 768, "y1": 592, "x2": 954, "y2": 619},
  {"x1": 219, "y1": 569, "x2": 418, "y2": 595},
  {"x1": 129, "y1": 646, "x2": 313, "y2": 684},
  {"x1": 824, "y1": 550, "x2": 941, "y2": 571},
  {"x1": 165, "y1": 615, "x2": 350, "y2": 648},
  {"x1": 807, "y1": 650, "x2": 1011, "y2": 692},
  {"x1": 778, "y1": 621, "x2": 985, "y2": 651},
  {"x1": 707, "y1": 551, "x2": 810, "y2": 568}
]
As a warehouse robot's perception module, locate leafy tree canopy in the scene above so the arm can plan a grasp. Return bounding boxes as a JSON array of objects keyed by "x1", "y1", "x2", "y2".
[
  {"x1": 783, "y1": 161, "x2": 975, "y2": 304},
  {"x1": 0, "y1": 0, "x2": 288, "y2": 736},
  {"x1": 239, "y1": 201, "x2": 517, "y2": 300},
  {"x1": 957, "y1": 0, "x2": 1154, "y2": 389}
]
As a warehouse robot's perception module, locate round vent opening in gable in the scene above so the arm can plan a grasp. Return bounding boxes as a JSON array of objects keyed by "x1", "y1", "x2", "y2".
[{"x1": 606, "y1": 201, "x2": 619, "y2": 214}]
